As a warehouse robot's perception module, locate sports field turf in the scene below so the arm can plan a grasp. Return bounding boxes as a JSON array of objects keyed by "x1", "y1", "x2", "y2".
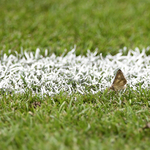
[{"x1": 0, "y1": 0, "x2": 150, "y2": 150}]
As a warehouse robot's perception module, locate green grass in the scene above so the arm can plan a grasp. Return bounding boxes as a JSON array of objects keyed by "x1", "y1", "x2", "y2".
[
  {"x1": 0, "y1": 89, "x2": 150, "y2": 150},
  {"x1": 0, "y1": 0, "x2": 150, "y2": 55},
  {"x1": 0, "y1": 0, "x2": 150, "y2": 149}
]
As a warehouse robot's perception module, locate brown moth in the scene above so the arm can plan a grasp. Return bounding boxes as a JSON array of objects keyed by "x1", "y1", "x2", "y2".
[{"x1": 109, "y1": 69, "x2": 127, "y2": 91}]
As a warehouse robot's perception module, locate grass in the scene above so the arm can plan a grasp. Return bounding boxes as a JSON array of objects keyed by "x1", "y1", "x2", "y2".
[
  {"x1": 0, "y1": 0, "x2": 150, "y2": 149},
  {"x1": 0, "y1": 89, "x2": 150, "y2": 150},
  {"x1": 0, "y1": 0, "x2": 150, "y2": 55}
]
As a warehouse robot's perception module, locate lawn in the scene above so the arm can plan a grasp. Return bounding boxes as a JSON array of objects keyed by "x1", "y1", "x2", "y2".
[
  {"x1": 0, "y1": 0, "x2": 150, "y2": 55},
  {"x1": 1, "y1": 90, "x2": 150, "y2": 150},
  {"x1": 0, "y1": 0, "x2": 150, "y2": 150}
]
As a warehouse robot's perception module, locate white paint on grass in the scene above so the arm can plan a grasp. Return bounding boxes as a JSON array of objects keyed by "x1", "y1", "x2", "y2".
[{"x1": 0, "y1": 47, "x2": 150, "y2": 96}]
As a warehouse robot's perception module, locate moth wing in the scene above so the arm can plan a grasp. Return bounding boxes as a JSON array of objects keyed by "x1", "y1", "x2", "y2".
[{"x1": 112, "y1": 69, "x2": 127, "y2": 86}]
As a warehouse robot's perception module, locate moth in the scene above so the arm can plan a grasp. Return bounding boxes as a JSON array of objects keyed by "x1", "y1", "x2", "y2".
[{"x1": 109, "y1": 69, "x2": 127, "y2": 91}]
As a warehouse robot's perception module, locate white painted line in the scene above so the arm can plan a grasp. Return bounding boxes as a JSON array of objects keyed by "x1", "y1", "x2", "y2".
[{"x1": 0, "y1": 47, "x2": 150, "y2": 96}]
